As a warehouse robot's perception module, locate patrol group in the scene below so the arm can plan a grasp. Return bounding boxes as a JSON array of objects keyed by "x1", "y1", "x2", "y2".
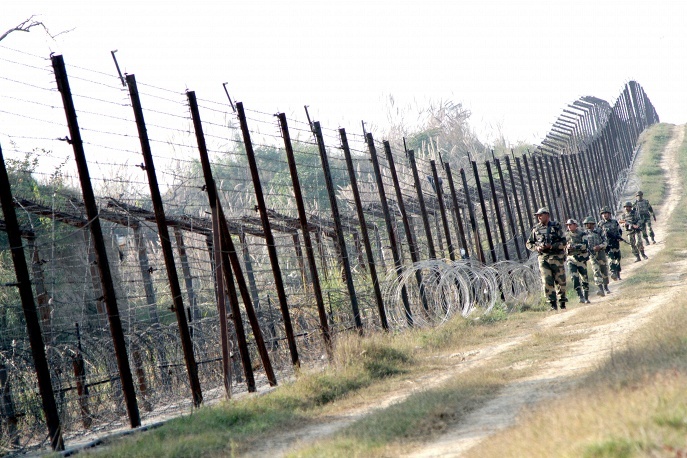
[{"x1": 525, "y1": 191, "x2": 656, "y2": 311}]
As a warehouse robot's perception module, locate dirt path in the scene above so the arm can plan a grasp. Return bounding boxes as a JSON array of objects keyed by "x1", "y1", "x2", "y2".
[
  {"x1": 243, "y1": 125, "x2": 684, "y2": 457},
  {"x1": 407, "y1": 124, "x2": 685, "y2": 457}
]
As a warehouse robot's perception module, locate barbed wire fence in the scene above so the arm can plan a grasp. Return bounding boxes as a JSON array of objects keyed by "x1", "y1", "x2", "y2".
[{"x1": 0, "y1": 44, "x2": 658, "y2": 454}]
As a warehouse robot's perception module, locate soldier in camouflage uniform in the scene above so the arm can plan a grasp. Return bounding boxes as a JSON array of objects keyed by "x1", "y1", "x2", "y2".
[
  {"x1": 633, "y1": 191, "x2": 656, "y2": 245},
  {"x1": 526, "y1": 207, "x2": 567, "y2": 310},
  {"x1": 598, "y1": 206, "x2": 623, "y2": 281},
  {"x1": 620, "y1": 201, "x2": 647, "y2": 262},
  {"x1": 583, "y1": 217, "x2": 610, "y2": 296},
  {"x1": 565, "y1": 219, "x2": 590, "y2": 303}
]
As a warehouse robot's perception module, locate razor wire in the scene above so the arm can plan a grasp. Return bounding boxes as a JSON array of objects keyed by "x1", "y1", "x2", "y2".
[{"x1": 382, "y1": 257, "x2": 542, "y2": 329}]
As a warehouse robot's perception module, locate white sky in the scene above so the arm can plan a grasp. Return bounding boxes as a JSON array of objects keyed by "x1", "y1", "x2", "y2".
[{"x1": 2, "y1": 0, "x2": 687, "y2": 145}]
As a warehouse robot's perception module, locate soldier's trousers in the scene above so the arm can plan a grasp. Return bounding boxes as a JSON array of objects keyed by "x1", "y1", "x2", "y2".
[
  {"x1": 538, "y1": 254, "x2": 567, "y2": 304},
  {"x1": 566, "y1": 255, "x2": 589, "y2": 292},
  {"x1": 628, "y1": 231, "x2": 645, "y2": 257},
  {"x1": 590, "y1": 250, "x2": 610, "y2": 286},
  {"x1": 640, "y1": 217, "x2": 655, "y2": 240},
  {"x1": 606, "y1": 242, "x2": 621, "y2": 276}
]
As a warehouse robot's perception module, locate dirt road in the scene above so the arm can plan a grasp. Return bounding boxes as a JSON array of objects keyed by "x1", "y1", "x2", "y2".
[
  {"x1": 408, "y1": 124, "x2": 685, "y2": 457},
  {"x1": 245, "y1": 124, "x2": 684, "y2": 458}
]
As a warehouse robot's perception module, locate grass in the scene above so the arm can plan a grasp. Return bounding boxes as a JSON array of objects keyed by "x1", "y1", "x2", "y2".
[
  {"x1": 80, "y1": 123, "x2": 686, "y2": 458},
  {"x1": 633, "y1": 123, "x2": 672, "y2": 205},
  {"x1": 80, "y1": 304, "x2": 553, "y2": 457},
  {"x1": 459, "y1": 123, "x2": 687, "y2": 457}
]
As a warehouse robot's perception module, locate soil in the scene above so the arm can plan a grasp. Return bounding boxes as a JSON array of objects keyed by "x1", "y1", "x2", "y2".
[{"x1": 242, "y1": 124, "x2": 685, "y2": 458}]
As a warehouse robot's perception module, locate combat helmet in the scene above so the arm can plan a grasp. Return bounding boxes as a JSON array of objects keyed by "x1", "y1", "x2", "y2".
[
  {"x1": 582, "y1": 216, "x2": 596, "y2": 225},
  {"x1": 534, "y1": 207, "x2": 549, "y2": 215},
  {"x1": 624, "y1": 201, "x2": 633, "y2": 208},
  {"x1": 636, "y1": 190, "x2": 644, "y2": 196},
  {"x1": 600, "y1": 206, "x2": 612, "y2": 214},
  {"x1": 565, "y1": 218, "x2": 578, "y2": 225}
]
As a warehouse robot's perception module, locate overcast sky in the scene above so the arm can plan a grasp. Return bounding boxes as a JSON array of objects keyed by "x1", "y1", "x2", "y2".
[{"x1": 3, "y1": 0, "x2": 686, "y2": 145}]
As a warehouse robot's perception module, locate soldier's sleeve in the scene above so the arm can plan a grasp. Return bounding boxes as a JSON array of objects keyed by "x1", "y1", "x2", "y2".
[
  {"x1": 648, "y1": 202, "x2": 654, "y2": 214},
  {"x1": 525, "y1": 228, "x2": 537, "y2": 252},
  {"x1": 551, "y1": 223, "x2": 566, "y2": 251},
  {"x1": 598, "y1": 229, "x2": 608, "y2": 249}
]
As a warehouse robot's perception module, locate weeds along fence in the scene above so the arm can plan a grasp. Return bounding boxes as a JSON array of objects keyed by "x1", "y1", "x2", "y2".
[{"x1": 0, "y1": 45, "x2": 658, "y2": 454}]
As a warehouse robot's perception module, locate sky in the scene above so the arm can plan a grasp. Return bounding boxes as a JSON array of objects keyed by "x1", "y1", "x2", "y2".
[{"x1": 2, "y1": 0, "x2": 687, "y2": 146}]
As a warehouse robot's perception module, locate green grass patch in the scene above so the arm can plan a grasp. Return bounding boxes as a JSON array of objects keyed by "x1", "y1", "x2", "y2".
[
  {"x1": 290, "y1": 369, "x2": 504, "y2": 458},
  {"x1": 582, "y1": 438, "x2": 646, "y2": 458},
  {"x1": 634, "y1": 123, "x2": 672, "y2": 205}
]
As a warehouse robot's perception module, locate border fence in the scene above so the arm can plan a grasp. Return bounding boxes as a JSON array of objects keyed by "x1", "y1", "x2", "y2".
[{"x1": 0, "y1": 46, "x2": 658, "y2": 454}]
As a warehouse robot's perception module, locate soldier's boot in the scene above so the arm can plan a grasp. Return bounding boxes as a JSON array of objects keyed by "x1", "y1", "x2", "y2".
[
  {"x1": 604, "y1": 284, "x2": 611, "y2": 294},
  {"x1": 583, "y1": 290, "x2": 590, "y2": 303},
  {"x1": 641, "y1": 251, "x2": 648, "y2": 260},
  {"x1": 548, "y1": 301, "x2": 558, "y2": 311},
  {"x1": 644, "y1": 237, "x2": 650, "y2": 245},
  {"x1": 634, "y1": 255, "x2": 642, "y2": 262},
  {"x1": 576, "y1": 288, "x2": 585, "y2": 303},
  {"x1": 651, "y1": 237, "x2": 657, "y2": 244},
  {"x1": 616, "y1": 271, "x2": 622, "y2": 280},
  {"x1": 610, "y1": 271, "x2": 618, "y2": 281},
  {"x1": 597, "y1": 286, "x2": 606, "y2": 297}
]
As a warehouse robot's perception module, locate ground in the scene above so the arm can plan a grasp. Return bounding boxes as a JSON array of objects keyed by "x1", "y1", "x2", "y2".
[{"x1": 242, "y1": 124, "x2": 685, "y2": 458}]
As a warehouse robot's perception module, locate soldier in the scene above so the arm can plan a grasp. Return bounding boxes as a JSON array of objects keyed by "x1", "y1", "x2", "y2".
[
  {"x1": 598, "y1": 206, "x2": 623, "y2": 281},
  {"x1": 633, "y1": 191, "x2": 656, "y2": 244},
  {"x1": 526, "y1": 207, "x2": 567, "y2": 311},
  {"x1": 583, "y1": 217, "x2": 610, "y2": 296},
  {"x1": 620, "y1": 201, "x2": 647, "y2": 262},
  {"x1": 565, "y1": 219, "x2": 590, "y2": 303}
]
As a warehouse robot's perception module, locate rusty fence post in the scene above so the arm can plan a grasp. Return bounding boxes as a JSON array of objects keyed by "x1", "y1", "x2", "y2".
[{"x1": 51, "y1": 54, "x2": 140, "y2": 429}]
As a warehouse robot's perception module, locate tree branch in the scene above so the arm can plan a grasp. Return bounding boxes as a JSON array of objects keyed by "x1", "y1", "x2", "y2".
[{"x1": 0, "y1": 15, "x2": 74, "y2": 43}]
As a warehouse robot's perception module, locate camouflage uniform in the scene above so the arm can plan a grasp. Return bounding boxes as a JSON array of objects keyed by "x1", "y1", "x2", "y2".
[
  {"x1": 565, "y1": 227, "x2": 590, "y2": 302},
  {"x1": 585, "y1": 222, "x2": 610, "y2": 294},
  {"x1": 620, "y1": 205, "x2": 646, "y2": 261},
  {"x1": 633, "y1": 196, "x2": 655, "y2": 244},
  {"x1": 526, "y1": 217, "x2": 567, "y2": 309},
  {"x1": 597, "y1": 212, "x2": 623, "y2": 280}
]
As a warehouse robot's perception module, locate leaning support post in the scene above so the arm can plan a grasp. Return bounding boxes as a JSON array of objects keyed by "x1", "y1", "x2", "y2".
[
  {"x1": 339, "y1": 128, "x2": 388, "y2": 330},
  {"x1": 126, "y1": 74, "x2": 203, "y2": 407},
  {"x1": 460, "y1": 167, "x2": 485, "y2": 263},
  {"x1": 504, "y1": 156, "x2": 527, "y2": 251},
  {"x1": 312, "y1": 121, "x2": 362, "y2": 331},
  {"x1": 443, "y1": 162, "x2": 469, "y2": 258},
  {"x1": 471, "y1": 161, "x2": 497, "y2": 263},
  {"x1": 0, "y1": 145, "x2": 64, "y2": 451},
  {"x1": 188, "y1": 93, "x2": 276, "y2": 385},
  {"x1": 366, "y1": 133, "x2": 412, "y2": 326},
  {"x1": 384, "y1": 144, "x2": 431, "y2": 313},
  {"x1": 51, "y1": 54, "x2": 140, "y2": 428},
  {"x1": 495, "y1": 158, "x2": 522, "y2": 260},
  {"x1": 430, "y1": 161, "x2": 456, "y2": 261},
  {"x1": 406, "y1": 149, "x2": 437, "y2": 259},
  {"x1": 277, "y1": 113, "x2": 332, "y2": 350},
  {"x1": 236, "y1": 101, "x2": 300, "y2": 367},
  {"x1": 485, "y1": 160, "x2": 510, "y2": 260}
]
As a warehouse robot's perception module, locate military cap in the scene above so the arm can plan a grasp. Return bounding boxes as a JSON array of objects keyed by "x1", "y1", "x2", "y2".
[
  {"x1": 583, "y1": 216, "x2": 596, "y2": 225},
  {"x1": 636, "y1": 190, "x2": 643, "y2": 196},
  {"x1": 565, "y1": 218, "x2": 578, "y2": 225},
  {"x1": 600, "y1": 206, "x2": 612, "y2": 214},
  {"x1": 534, "y1": 207, "x2": 550, "y2": 215},
  {"x1": 624, "y1": 201, "x2": 633, "y2": 207}
]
